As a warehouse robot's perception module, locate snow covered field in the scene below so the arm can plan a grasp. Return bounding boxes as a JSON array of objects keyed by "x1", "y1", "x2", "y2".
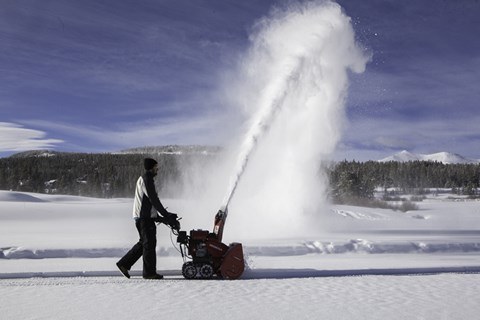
[{"x1": 1, "y1": 190, "x2": 479, "y2": 319}]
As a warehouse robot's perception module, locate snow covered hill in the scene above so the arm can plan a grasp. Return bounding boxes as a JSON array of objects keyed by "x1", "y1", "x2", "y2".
[
  {"x1": 7, "y1": 145, "x2": 221, "y2": 159},
  {"x1": 379, "y1": 150, "x2": 480, "y2": 164},
  {"x1": 117, "y1": 145, "x2": 221, "y2": 156}
]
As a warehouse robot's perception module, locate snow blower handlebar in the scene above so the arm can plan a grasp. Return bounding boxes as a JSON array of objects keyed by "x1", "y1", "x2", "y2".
[{"x1": 155, "y1": 213, "x2": 181, "y2": 233}]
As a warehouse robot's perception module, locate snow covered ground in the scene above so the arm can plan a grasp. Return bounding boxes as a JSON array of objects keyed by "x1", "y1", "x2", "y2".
[{"x1": 1, "y1": 190, "x2": 479, "y2": 319}]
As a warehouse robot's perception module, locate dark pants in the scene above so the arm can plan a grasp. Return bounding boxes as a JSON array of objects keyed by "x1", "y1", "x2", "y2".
[{"x1": 118, "y1": 219, "x2": 157, "y2": 277}]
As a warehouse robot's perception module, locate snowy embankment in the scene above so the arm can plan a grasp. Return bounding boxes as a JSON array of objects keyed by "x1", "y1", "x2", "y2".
[
  {"x1": 2, "y1": 235, "x2": 480, "y2": 260},
  {"x1": 2, "y1": 237, "x2": 480, "y2": 260}
]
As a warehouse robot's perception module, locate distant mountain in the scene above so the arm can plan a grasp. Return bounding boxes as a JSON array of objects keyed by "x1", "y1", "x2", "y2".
[
  {"x1": 117, "y1": 145, "x2": 221, "y2": 156},
  {"x1": 9, "y1": 145, "x2": 221, "y2": 159},
  {"x1": 10, "y1": 147, "x2": 478, "y2": 164},
  {"x1": 379, "y1": 150, "x2": 480, "y2": 164},
  {"x1": 8, "y1": 150, "x2": 61, "y2": 158}
]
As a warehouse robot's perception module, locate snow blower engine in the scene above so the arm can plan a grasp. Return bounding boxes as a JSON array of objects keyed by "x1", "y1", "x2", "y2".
[{"x1": 174, "y1": 207, "x2": 245, "y2": 279}]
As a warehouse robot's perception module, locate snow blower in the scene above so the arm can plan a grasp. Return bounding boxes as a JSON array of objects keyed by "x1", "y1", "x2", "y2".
[{"x1": 173, "y1": 207, "x2": 245, "y2": 280}]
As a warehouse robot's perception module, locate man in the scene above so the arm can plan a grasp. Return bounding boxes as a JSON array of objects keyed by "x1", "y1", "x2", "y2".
[{"x1": 116, "y1": 158, "x2": 177, "y2": 280}]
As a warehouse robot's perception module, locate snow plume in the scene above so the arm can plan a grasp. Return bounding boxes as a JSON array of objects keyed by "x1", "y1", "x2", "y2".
[
  {"x1": 178, "y1": 1, "x2": 369, "y2": 239},
  {"x1": 222, "y1": 1, "x2": 369, "y2": 239}
]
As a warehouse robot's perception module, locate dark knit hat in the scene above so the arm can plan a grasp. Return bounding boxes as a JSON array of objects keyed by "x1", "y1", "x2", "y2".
[{"x1": 144, "y1": 158, "x2": 158, "y2": 170}]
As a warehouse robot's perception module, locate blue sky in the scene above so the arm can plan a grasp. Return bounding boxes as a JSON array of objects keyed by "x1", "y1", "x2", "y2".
[{"x1": 1, "y1": 0, "x2": 479, "y2": 161}]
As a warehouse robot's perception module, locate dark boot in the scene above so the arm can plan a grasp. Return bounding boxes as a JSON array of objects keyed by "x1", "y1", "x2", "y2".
[{"x1": 116, "y1": 262, "x2": 130, "y2": 279}]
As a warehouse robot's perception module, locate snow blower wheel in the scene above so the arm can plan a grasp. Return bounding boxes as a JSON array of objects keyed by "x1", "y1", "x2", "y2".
[
  {"x1": 182, "y1": 262, "x2": 197, "y2": 279},
  {"x1": 200, "y1": 264, "x2": 214, "y2": 279}
]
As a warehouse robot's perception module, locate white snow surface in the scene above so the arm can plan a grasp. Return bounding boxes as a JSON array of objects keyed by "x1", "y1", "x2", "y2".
[{"x1": 1, "y1": 190, "x2": 479, "y2": 319}]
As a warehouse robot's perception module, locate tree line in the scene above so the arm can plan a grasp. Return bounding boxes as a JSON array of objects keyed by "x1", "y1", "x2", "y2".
[
  {"x1": 0, "y1": 152, "x2": 479, "y2": 199},
  {"x1": 329, "y1": 160, "x2": 480, "y2": 202},
  {"x1": 0, "y1": 153, "x2": 181, "y2": 198}
]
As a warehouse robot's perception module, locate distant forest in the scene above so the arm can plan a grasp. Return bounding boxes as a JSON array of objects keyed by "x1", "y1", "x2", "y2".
[
  {"x1": 0, "y1": 153, "x2": 182, "y2": 198},
  {"x1": 329, "y1": 160, "x2": 480, "y2": 203},
  {"x1": 0, "y1": 150, "x2": 479, "y2": 200}
]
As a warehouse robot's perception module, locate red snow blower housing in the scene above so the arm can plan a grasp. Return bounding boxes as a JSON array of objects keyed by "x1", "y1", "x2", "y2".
[{"x1": 175, "y1": 208, "x2": 245, "y2": 279}]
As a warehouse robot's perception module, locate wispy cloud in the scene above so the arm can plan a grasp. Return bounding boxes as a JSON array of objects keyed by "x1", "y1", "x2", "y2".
[
  {"x1": 19, "y1": 109, "x2": 240, "y2": 153},
  {"x1": 0, "y1": 122, "x2": 63, "y2": 153},
  {"x1": 0, "y1": 0, "x2": 257, "y2": 146},
  {"x1": 0, "y1": 0, "x2": 248, "y2": 95}
]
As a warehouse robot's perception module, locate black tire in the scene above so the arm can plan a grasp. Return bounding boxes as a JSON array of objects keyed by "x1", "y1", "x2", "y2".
[
  {"x1": 182, "y1": 262, "x2": 197, "y2": 279},
  {"x1": 199, "y1": 264, "x2": 214, "y2": 279}
]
